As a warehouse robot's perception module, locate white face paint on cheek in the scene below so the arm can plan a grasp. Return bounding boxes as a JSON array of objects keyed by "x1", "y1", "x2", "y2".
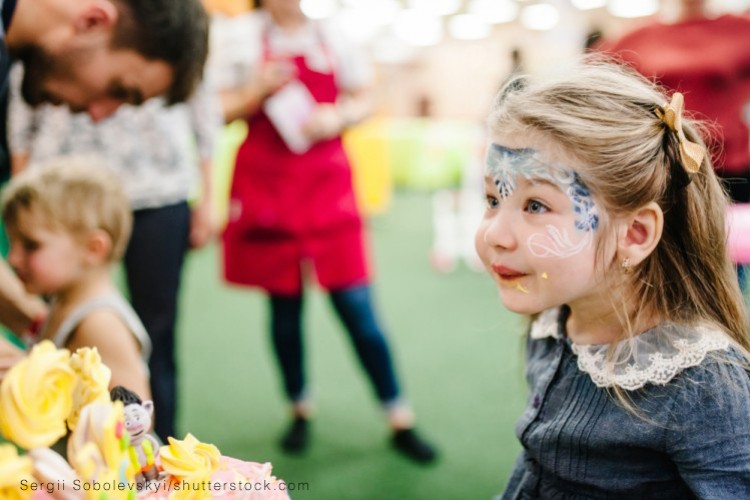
[{"x1": 526, "y1": 224, "x2": 593, "y2": 259}]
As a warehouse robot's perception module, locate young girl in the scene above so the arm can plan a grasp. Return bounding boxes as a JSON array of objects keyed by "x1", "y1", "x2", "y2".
[
  {"x1": 475, "y1": 60, "x2": 750, "y2": 498},
  {"x1": 1, "y1": 160, "x2": 151, "y2": 400}
]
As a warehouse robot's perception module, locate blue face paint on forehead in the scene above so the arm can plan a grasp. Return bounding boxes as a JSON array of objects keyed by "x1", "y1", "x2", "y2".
[{"x1": 485, "y1": 143, "x2": 599, "y2": 231}]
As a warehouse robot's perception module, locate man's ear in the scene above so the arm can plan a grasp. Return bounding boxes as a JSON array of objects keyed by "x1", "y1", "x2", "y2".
[
  {"x1": 72, "y1": 1, "x2": 118, "y2": 34},
  {"x1": 616, "y1": 201, "x2": 664, "y2": 266}
]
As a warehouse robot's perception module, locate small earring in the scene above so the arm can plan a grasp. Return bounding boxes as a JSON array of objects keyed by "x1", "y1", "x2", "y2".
[{"x1": 621, "y1": 257, "x2": 632, "y2": 274}]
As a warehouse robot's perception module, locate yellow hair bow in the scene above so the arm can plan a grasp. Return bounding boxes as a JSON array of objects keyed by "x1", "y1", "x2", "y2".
[{"x1": 654, "y1": 92, "x2": 706, "y2": 174}]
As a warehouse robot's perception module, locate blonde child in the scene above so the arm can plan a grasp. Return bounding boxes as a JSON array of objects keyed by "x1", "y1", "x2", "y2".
[
  {"x1": 475, "y1": 60, "x2": 750, "y2": 498},
  {"x1": 1, "y1": 160, "x2": 151, "y2": 399}
]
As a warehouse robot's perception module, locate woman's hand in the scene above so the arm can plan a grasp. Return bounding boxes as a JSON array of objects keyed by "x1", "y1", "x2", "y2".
[
  {"x1": 302, "y1": 88, "x2": 374, "y2": 144},
  {"x1": 302, "y1": 103, "x2": 344, "y2": 143},
  {"x1": 257, "y1": 60, "x2": 297, "y2": 98},
  {"x1": 219, "y1": 59, "x2": 297, "y2": 123}
]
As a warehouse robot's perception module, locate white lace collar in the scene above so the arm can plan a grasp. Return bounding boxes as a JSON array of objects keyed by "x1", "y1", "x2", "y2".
[{"x1": 530, "y1": 308, "x2": 731, "y2": 391}]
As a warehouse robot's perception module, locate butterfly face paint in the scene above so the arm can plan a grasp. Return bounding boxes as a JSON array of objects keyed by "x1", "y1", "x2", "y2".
[
  {"x1": 485, "y1": 144, "x2": 599, "y2": 260},
  {"x1": 485, "y1": 144, "x2": 599, "y2": 234},
  {"x1": 476, "y1": 142, "x2": 607, "y2": 315}
]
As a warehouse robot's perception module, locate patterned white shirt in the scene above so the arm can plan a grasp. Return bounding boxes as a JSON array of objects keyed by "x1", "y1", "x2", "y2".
[{"x1": 8, "y1": 65, "x2": 223, "y2": 210}]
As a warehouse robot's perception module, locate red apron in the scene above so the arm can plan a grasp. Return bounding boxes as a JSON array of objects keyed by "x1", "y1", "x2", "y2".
[{"x1": 222, "y1": 24, "x2": 370, "y2": 295}]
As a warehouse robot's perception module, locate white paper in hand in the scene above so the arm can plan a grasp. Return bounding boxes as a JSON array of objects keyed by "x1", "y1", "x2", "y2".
[{"x1": 263, "y1": 80, "x2": 316, "y2": 154}]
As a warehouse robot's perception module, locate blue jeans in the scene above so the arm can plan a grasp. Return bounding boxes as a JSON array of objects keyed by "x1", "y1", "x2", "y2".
[
  {"x1": 124, "y1": 202, "x2": 190, "y2": 441},
  {"x1": 269, "y1": 284, "x2": 400, "y2": 405}
]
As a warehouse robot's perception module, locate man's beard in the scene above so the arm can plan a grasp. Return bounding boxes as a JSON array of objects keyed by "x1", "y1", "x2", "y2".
[
  {"x1": 12, "y1": 44, "x2": 56, "y2": 106},
  {"x1": 8, "y1": 41, "x2": 77, "y2": 107}
]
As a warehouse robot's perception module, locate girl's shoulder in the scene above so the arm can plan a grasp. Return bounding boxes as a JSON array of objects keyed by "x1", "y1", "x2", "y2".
[{"x1": 529, "y1": 307, "x2": 745, "y2": 392}]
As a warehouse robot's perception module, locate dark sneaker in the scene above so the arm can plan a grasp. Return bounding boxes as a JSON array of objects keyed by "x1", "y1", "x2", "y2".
[
  {"x1": 391, "y1": 428, "x2": 437, "y2": 464},
  {"x1": 280, "y1": 417, "x2": 309, "y2": 453}
]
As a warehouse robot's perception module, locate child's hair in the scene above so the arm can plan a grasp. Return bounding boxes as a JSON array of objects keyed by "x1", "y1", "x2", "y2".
[
  {"x1": 1, "y1": 158, "x2": 132, "y2": 263},
  {"x1": 488, "y1": 57, "x2": 750, "y2": 352}
]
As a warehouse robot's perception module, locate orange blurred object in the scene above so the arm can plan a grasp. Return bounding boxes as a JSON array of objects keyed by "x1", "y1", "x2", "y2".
[{"x1": 202, "y1": 0, "x2": 252, "y2": 16}]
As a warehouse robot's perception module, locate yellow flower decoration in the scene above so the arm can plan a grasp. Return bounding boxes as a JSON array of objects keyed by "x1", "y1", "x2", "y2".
[
  {"x1": 160, "y1": 433, "x2": 221, "y2": 480},
  {"x1": 68, "y1": 400, "x2": 135, "y2": 499},
  {"x1": 68, "y1": 347, "x2": 112, "y2": 431},
  {"x1": 161, "y1": 434, "x2": 221, "y2": 500},
  {"x1": 0, "y1": 341, "x2": 75, "y2": 449},
  {"x1": 0, "y1": 444, "x2": 33, "y2": 500}
]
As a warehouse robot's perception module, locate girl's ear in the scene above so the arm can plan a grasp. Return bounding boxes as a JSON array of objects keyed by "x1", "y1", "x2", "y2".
[
  {"x1": 84, "y1": 229, "x2": 113, "y2": 264},
  {"x1": 616, "y1": 201, "x2": 664, "y2": 266}
]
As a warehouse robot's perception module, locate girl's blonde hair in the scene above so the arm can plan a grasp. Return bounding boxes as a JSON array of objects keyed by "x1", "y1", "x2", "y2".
[
  {"x1": 1, "y1": 158, "x2": 133, "y2": 263},
  {"x1": 489, "y1": 58, "x2": 749, "y2": 351}
]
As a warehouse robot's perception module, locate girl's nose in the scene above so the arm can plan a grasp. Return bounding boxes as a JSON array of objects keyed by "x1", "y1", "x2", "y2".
[{"x1": 483, "y1": 210, "x2": 517, "y2": 250}]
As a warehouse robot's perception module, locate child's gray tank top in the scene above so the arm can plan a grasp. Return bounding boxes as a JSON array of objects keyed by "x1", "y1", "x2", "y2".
[{"x1": 49, "y1": 293, "x2": 152, "y2": 363}]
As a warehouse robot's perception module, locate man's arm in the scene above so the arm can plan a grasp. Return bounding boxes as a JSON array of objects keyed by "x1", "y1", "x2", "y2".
[{"x1": 11, "y1": 151, "x2": 28, "y2": 175}]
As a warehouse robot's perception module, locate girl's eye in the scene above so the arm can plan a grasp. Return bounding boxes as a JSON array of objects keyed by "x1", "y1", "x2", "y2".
[
  {"x1": 22, "y1": 240, "x2": 39, "y2": 252},
  {"x1": 485, "y1": 195, "x2": 499, "y2": 209},
  {"x1": 525, "y1": 199, "x2": 549, "y2": 214}
]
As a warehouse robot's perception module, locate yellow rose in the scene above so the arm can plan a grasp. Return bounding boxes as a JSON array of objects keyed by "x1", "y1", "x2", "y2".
[
  {"x1": 0, "y1": 444, "x2": 33, "y2": 500},
  {"x1": 0, "y1": 341, "x2": 75, "y2": 449},
  {"x1": 68, "y1": 347, "x2": 112, "y2": 431},
  {"x1": 160, "y1": 433, "x2": 221, "y2": 480}
]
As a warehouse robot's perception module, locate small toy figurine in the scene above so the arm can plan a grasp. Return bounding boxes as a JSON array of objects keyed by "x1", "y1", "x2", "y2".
[{"x1": 110, "y1": 386, "x2": 161, "y2": 483}]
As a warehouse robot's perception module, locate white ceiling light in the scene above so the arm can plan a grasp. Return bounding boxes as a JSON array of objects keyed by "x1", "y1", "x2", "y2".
[
  {"x1": 467, "y1": 0, "x2": 519, "y2": 24},
  {"x1": 408, "y1": 0, "x2": 462, "y2": 17},
  {"x1": 347, "y1": 0, "x2": 402, "y2": 26},
  {"x1": 521, "y1": 3, "x2": 560, "y2": 31},
  {"x1": 714, "y1": 0, "x2": 750, "y2": 12},
  {"x1": 448, "y1": 14, "x2": 491, "y2": 40},
  {"x1": 300, "y1": 0, "x2": 337, "y2": 19},
  {"x1": 394, "y1": 10, "x2": 444, "y2": 47},
  {"x1": 341, "y1": 0, "x2": 369, "y2": 7},
  {"x1": 337, "y1": 9, "x2": 381, "y2": 43},
  {"x1": 607, "y1": 0, "x2": 658, "y2": 18},
  {"x1": 571, "y1": 0, "x2": 607, "y2": 10}
]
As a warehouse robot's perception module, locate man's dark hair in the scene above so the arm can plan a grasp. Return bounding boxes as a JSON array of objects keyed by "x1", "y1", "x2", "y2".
[
  {"x1": 111, "y1": 0, "x2": 209, "y2": 104},
  {"x1": 111, "y1": 385, "x2": 143, "y2": 406}
]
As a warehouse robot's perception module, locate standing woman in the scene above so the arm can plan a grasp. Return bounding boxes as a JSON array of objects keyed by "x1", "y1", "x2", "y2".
[
  {"x1": 600, "y1": 0, "x2": 750, "y2": 285},
  {"x1": 217, "y1": 0, "x2": 435, "y2": 462}
]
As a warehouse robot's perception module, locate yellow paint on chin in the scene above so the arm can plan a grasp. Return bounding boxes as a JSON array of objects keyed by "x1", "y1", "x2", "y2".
[{"x1": 496, "y1": 276, "x2": 530, "y2": 294}]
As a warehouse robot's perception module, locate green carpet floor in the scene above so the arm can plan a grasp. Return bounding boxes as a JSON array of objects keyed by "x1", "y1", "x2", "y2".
[{"x1": 172, "y1": 190, "x2": 528, "y2": 499}]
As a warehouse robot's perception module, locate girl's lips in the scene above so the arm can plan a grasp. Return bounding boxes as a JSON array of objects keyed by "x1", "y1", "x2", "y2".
[{"x1": 491, "y1": 265, "x2": 528, "y2": 280}]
